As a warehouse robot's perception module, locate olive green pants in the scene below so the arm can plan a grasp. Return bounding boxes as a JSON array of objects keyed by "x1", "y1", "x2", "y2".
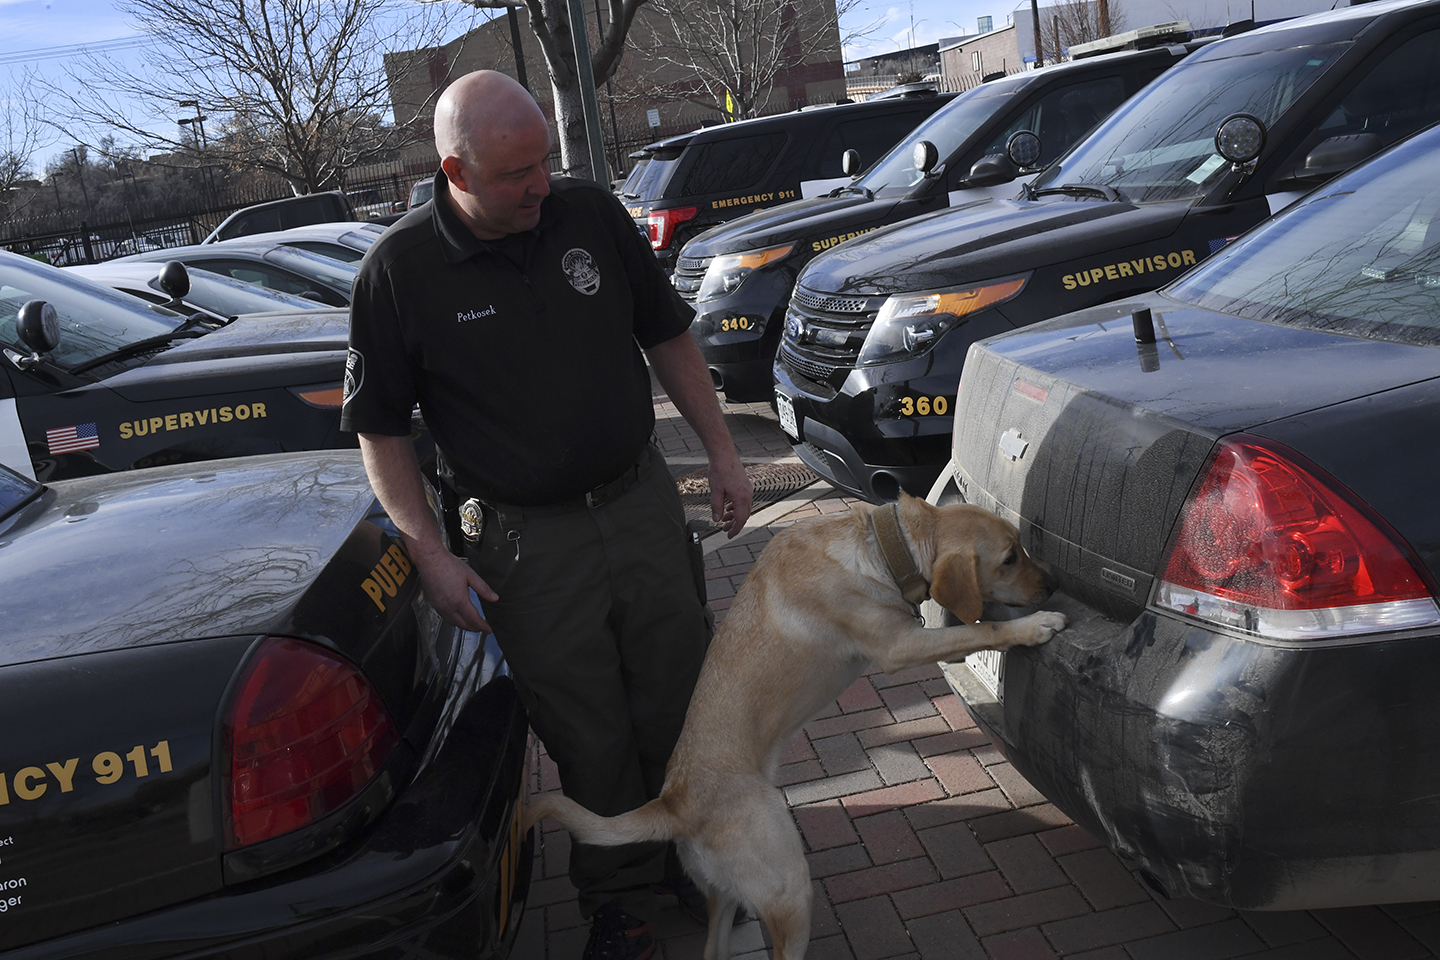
[{"x1": 465, "y1": 446, "x2": 711, "y2": 916}]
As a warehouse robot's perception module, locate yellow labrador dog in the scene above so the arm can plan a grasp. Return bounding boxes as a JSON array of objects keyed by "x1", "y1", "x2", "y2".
[{"x1": 527, "y1": 493, "x2": 1066, "y2": 960}]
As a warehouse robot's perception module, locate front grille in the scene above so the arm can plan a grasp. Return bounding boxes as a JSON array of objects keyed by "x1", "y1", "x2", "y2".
[
  {"x1": 793, "y1": 289, "x2": 870, "y2": 314},
  {"x1": 672, "y1": 255, "x2": 712, "y2": 303},
  {"x1": 781, "y1": 345, "x2": 837, "y2": 382},
  {"x1": 780, "y1": 285, "x2": 880, "y2": 386}
]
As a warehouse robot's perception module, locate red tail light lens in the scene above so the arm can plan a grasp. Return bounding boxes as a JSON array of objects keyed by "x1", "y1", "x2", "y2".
[
  {"x1": 226, "y1": 637, "x2": 399, "y2": 849},
  {"x1": 1156, "y1": 436, "x2": 1439, "y2": 641},
  {"x1": 647, "y1": 206, "x2": 698, "y2": 250}
]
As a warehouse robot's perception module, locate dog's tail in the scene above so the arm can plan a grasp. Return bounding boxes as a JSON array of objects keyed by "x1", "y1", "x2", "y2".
[{"x1": 524, "y1": 792, "x2": 678, "y2": 846}]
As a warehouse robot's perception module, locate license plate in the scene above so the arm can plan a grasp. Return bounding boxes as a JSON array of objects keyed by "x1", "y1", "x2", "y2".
[
  {"x1": 776, "y1": 391, "x2": 800, "y2": 440},
  {"x1": 967, "y1": 649, "x2": 1005, "y2": 703}
]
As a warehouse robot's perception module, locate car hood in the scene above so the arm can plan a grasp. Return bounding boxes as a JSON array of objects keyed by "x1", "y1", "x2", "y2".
[
  {"x1": 0, "y1": 451, "x2": 375, "y2": 667},
  {"x1": 798, "y1": 196, "x2": 1186, "y2": 295},
  {"x1": 100, "y1": 308, "x2": 349, "y2": 401},
  {"x1": 684, "y1": 194, "x2": 898, "y2": 257},
  {"x1": 951, "y1": 292, "x2": 1440, "y2": 616}
]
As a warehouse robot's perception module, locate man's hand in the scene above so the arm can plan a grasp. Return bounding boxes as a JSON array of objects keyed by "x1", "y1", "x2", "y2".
[
  {"x1": 410, "y1": 541, "x2": 498, "y2": 634},
  {"x1": 645, "y1": 331, "x2": 755, "y2": 538},
  {"x1": 709, "y1": 450, "x2": 754, "y2": 538}
]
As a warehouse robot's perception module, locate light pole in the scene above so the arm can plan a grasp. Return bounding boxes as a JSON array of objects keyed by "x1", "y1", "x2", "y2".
[{"x1": 178, "y1": 99, "x2": 217, "y2": 205}]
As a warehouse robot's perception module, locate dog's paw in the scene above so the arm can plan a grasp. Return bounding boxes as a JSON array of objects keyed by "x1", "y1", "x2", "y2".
[{"x1": 1016, "y1": 611, "x2": 1068, "y2": 645}]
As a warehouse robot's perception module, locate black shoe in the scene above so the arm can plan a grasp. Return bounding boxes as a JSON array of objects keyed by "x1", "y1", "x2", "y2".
[
  {"x1": 583, "y1": 904, "x2": 656, "y2": 960},
  {"x1": 652, "y1": 877, "x2": 708, "y2": 926}
]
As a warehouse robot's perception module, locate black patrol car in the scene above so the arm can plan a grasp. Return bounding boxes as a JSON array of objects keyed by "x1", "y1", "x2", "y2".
[
  {"x1": 679, "y1": 24, "x2": 1205, "y2": 402},
  {"x1": 0, "y1": 449, "x2": 532, "y2": 957},
  {"x1": 619, "y1": 91, "x2": 956, "y2": 272},
  {"x1": 0, "y1": 251, "x2": 360, "y2": 482},
  {"x1": 774, "y1": 0, "x2": 1440, "y2": 503}
]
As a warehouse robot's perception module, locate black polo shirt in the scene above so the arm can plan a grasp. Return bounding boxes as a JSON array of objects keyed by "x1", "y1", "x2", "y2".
[{"x1": 341, "y1": 172, "x2": 693, "y2": 506}]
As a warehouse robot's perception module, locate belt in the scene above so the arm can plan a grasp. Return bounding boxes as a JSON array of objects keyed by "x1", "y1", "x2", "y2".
[{"x1": 457, "y1": 449, "x2": 652, "y2": 539}]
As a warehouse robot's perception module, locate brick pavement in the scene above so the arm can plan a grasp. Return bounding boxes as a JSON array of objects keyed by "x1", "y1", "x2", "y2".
[{"x1": 507, "y1": 388, "x2": 1440, "y2": 960}]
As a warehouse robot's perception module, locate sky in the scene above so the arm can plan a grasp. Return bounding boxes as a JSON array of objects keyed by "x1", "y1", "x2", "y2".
[{"x1": 1, "y1": 0, "x2": 1022, "y2": 169}]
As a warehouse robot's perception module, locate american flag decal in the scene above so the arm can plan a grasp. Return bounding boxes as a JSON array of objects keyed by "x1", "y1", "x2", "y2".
[{"x1": 46, "y1": 422, "x2": 100, "y2": 455}]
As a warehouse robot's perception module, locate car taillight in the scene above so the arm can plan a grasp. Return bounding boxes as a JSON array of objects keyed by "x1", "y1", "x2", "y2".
[
  {"x1": 1155, "y1": 435, "x2": 1439, "y2": 641},
  {"x1": 647, "y1": 206, "x2": 697, "y2": 250},
  {"x1": 225, "y1": 637, "x2": 399, "y2": 849}
]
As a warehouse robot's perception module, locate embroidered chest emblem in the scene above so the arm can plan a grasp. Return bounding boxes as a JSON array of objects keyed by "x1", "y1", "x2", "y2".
[{"x1": 562, "y1": 248, "x2": 601, "y2": 295}]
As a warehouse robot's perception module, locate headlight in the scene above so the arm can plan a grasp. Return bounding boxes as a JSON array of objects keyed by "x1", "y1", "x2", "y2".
[
  {"x1": 859, "y1": 276, "x2": 1027, "y2": 365},
  {"x1": 697, "y1": 244, "x2": 793, "y2": 303}
]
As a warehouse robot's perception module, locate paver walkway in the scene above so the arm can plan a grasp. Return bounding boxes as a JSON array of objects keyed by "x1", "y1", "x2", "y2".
[{"x1": 507, "y1": 388, "x2": 1440, "y2": 960}]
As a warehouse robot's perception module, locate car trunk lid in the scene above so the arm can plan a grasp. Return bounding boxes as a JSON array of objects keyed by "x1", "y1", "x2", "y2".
[{"x1": 951, "y1": 296, "x2": 1440, "y2": 618}]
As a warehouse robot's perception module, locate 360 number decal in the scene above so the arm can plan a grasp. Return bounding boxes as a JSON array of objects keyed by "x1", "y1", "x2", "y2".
[{"x1": 899, "y1": 396, "x2": 949, "y2": 417}]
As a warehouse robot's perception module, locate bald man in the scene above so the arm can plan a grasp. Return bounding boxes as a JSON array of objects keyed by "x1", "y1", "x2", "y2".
[{"x1": 341, "y1": 71, "x2": 752, "y2": 960}]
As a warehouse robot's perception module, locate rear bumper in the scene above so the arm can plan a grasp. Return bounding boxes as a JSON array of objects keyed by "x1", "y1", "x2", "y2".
[
  {"x1": 936, "y1": 589, "x2": 1440, "y2": 910},
  {"x1": 19, "y1": 672, "x2": 533, "y2": 960}
]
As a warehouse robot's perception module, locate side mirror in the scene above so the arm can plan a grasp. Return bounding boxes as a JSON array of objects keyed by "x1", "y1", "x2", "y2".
[
  {"x1": 842, "y1": 149, "x2": 861, "y2": 178},
  {"x1": 912, "y1": 140, "x2": 940, "y2": 177},
  {"x1": 966, "y1": 153, "x2": 1019, "y2": 188},
  {"x1": 1006, "y1": 131, "x2": 1042, "y2": 169},
  {"x1": 1299, "y1": 133, "x2": 1383, "y2": 181},
  {"x1": 17, "y1": 300, "x2": 60, "y2": 355},
  {"x1": 157, "y1": 260, "x2": 191, "y2": 304},
  {"x1": 1215, "y1": 114, "x2": 1266, "y2": 165}
]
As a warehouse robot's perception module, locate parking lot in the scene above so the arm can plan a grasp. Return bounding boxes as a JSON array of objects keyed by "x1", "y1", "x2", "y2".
[{"x1": 508, "y1": 385, "x2": 1440, "y2": 960}]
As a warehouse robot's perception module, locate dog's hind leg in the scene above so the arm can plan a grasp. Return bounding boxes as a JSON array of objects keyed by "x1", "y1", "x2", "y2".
[
  {"x1": 760, "y1": 885, "x2": 811, "y2": 960},
  {"x1": 703, "y1": 892, "x2": 741, "y2": 960}
]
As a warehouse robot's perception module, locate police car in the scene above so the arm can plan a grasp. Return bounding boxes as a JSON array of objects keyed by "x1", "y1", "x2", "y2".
[
  {"x1": 621, "y1": 91, "x2": 957, "y2": 272},
  {"x1": 68, "y1": 261, "x2": 330, "y2": 317},
  {"x1": 117, "y1": 238, "x2": 360, "y2": 305},
  {"x1": 0, "y1": 251, "x2": 359, "y2": 482},
  {"x1": 678, "y1": 24, "x2": 1205, "y2": 401},
  {"x1": 774, "y1": 0, "x2": 1440, "y2": 502},
  {"x1": 0, "y1": 449, "x2": 531, "y2": 956},
  {"x1": 927, "y1": 120, "x2": 1440, "y2": 910}
]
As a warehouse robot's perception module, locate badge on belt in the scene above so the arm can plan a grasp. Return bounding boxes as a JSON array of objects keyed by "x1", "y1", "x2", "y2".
[{"x1": 459, "y1": 498, "x2": 485, "y2": 542}]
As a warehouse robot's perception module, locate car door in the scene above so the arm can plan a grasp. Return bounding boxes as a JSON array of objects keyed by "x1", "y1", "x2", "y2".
[
  {"x1": 946, "y1": 72, "x2": 1134, "y2": 204},
  {"x1": 805, "y1": 107, "x2": 938, "y2": 198},
  {"x1": 0, "y1": 365, "x2": 32, "y2": 478},
  {"x1": 1260, "y1": 25, "x2": 1440, "y2": 214}
]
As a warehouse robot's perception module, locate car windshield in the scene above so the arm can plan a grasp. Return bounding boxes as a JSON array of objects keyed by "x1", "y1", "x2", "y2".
[
  {"x1": 264, "y1": 246, "x2": 359, "y2": 290},
  {"x1": 162, "y1": 268, "x2": 326, "y2": 314},
  {"x1": 1168, "y1": 130, "x2": 1440, "y2": 347},
  {"x1": 409, "y1": 179, "x2": 435, "y2": 207},
  {"x1": 1032, "y1": 42, "x2": 1346, "y2": 203},
  {"x1": 858, "y1": 85, "x2": 1015, "y2": 197},
  {"x1": 0, "y1": 254, "x2": 183, "y2": 368},
  {"x1": 0, "y1": 460, "x2": 41, "y2": 524}
]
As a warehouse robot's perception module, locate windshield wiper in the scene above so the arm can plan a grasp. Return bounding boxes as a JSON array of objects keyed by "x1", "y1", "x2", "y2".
[
  {"x1": 68, "y1": 316, "x2": 211, "y2": 375},
  {"x1": 1031, "y1": 183, "x2": 1122, "y2": 202}
]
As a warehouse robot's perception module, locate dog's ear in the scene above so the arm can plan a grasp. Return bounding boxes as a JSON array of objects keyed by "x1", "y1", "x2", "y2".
[{"x1": 931, "y1": 548, "x2": 984, "y2": 624}]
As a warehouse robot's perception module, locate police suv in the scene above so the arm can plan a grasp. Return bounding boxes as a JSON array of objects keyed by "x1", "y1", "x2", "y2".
[
  {"x1": 618, "y1": 91, "x2": 956, "y2": 273},
  {"x1": 0, "y1": 252, "x2": 362, "y2": 482},
  {"x1": 775, "y1": 0, "x2": 1440, "y2": 502},
  {"x1": 679, "y1": 23, "x2": 1205, "y2": 402}
]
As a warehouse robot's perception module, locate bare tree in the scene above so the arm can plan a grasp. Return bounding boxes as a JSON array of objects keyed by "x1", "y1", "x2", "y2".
[
  {"x1": 48, "y1": 0, "x2": 472, "y2": 194},
  {"x1": 624, "y1": 0, "x2": 861, "y2": 121},
  {"x1": 1042, "y1": 0, "x2": 1125, "y2": 60},
  {"x1": 461, "y1": 0, "x2": 644, "y2": 181},
  {"x1": 1, "y1": 71, "x2": 46, "y2": 218}
]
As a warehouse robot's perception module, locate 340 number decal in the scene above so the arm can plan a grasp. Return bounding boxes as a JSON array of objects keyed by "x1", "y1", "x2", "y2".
[
  {"x1": 899, "y1": 395, "x2": 949, "y2": 417},
  {"x1": 720, "y1": 317, "x2": 753, "y2": 332}
]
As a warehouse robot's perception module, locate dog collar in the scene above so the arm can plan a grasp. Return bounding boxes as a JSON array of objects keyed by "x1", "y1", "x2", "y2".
[{"x1": 871, "y1": 502, "x2": 930, "y2": 606}]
